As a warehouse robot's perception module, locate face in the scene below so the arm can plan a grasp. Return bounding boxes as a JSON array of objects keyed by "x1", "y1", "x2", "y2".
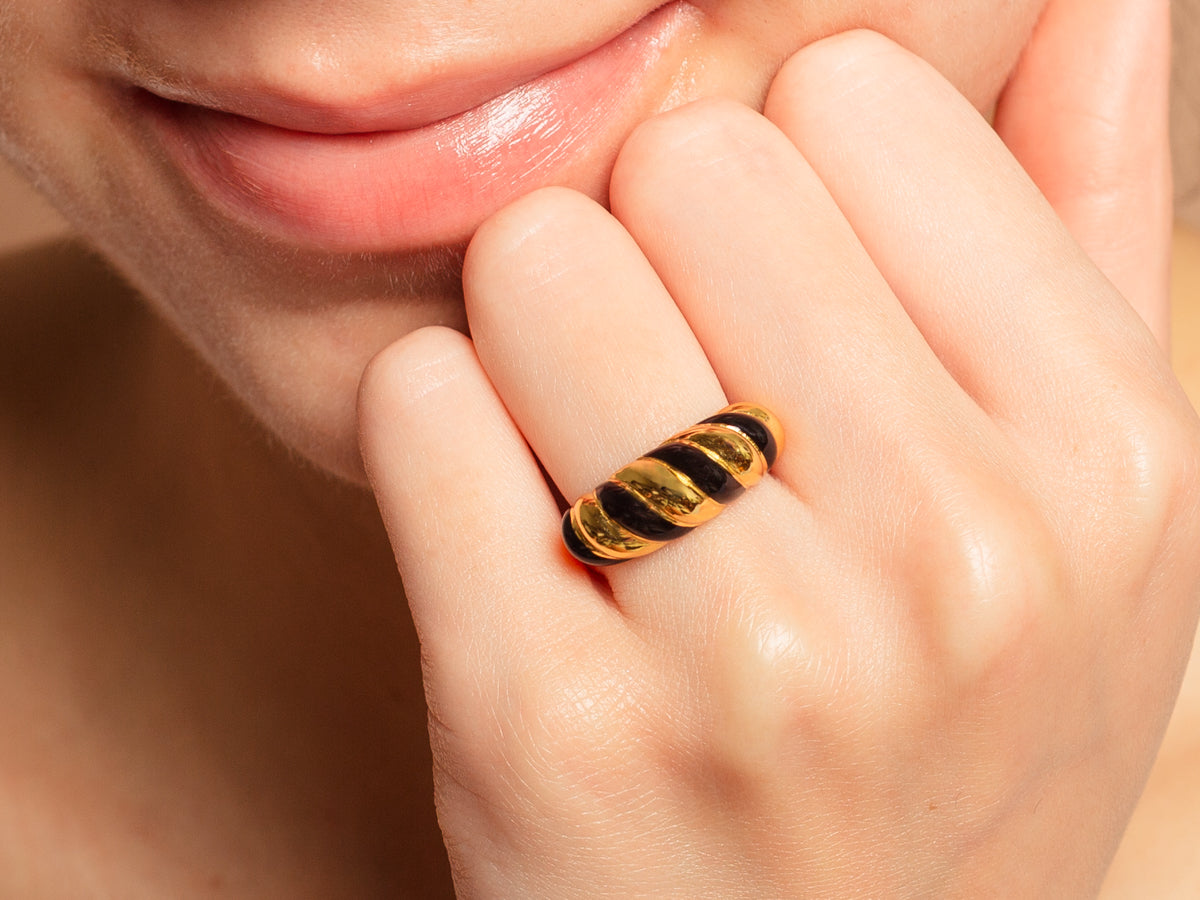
[{"x1": 0, "y1": 0, "x2": 1046, "y2": 482}]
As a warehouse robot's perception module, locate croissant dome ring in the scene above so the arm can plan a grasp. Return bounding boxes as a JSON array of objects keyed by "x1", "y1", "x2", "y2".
[{"x1": 562, "y1": 403, "x2": 784, "y2": 567}]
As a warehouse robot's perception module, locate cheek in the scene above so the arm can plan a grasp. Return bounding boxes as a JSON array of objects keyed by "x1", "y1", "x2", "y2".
[
  {"x1": 0, "y1": 5, "x2": 45, "y2": 165},
  {"x1": 0, "y1": 2, "x2": 119, "y2": 221},
  {"x1": 690, "y1": 0, "x2": 1047, "y2": 111},
  {"x1": 863, "y1": 0, "x2": 1050, "y2": 108}
]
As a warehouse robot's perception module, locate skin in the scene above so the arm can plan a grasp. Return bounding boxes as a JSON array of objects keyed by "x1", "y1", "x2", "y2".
[
  {"x1": 0, "y1": 0, "x2": 1045, "y2": 481},
  {"x1": 1, "y1": 0, "x2": 1198, "y2": 896}
]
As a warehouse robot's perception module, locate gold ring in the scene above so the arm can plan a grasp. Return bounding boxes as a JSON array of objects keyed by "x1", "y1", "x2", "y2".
[{"x1": 562, "y1": 403, "x2": 783, "y2": 566}]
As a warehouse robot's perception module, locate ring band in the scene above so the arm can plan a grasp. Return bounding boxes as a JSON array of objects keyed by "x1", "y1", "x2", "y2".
[{"x1": 562, "y1": 403, "x2": 784, "y2": 566}]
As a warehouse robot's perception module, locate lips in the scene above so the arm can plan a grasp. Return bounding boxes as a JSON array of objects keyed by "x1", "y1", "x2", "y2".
[{"x1": 141, "y1": 3, "x2": 696, "y2": 253}]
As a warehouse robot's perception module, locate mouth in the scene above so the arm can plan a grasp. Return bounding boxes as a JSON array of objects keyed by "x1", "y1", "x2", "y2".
[{"x1": 137, "y1": 3, "x2": 697, "y2": 254}]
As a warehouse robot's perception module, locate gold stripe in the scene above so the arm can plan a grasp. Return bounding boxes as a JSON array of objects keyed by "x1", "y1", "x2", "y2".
[
  {"x1": 669, "y1": 424, "x2": 767, "y2": 488},
  {"x1": 571, "y1": 495, "x2": 662, "y2": 561},
  {"x1": 723, "y1": 402, "x2": 786, "y2": 457},
  {"x1": 612, "y1": 457, "x2": 724, "y2": 527}
]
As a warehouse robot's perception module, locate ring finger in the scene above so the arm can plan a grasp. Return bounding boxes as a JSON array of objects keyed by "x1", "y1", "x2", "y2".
[{"x1": 464, "y1": 187, "x2": 828, "y2": 642}]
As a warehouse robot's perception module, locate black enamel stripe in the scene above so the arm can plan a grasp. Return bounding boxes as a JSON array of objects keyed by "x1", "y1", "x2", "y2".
[
  {"x1": 596, "y1": 481, "x2": 691, "y2": 542},
  {"x1": 700, "y1": 412, "x2": 778, "y2": 467},
  {"x1": 646, "y1": 442, "x2": 744, "y2": 504},
  {"x1": 561, "y1": 511, "x2": 621, "y2": 566}
]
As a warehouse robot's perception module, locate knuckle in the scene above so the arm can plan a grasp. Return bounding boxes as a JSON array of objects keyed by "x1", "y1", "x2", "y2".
[
  {"x1": 356, "y1": 326, "x2": 474, "y2": 439},
  {"x1": 773, "y1": 29, "x2": 908, "y2": 98},
  {"x1": 1104, "y1": 393, "x2": 1200, "y2": 530},
  {"x1": 1065, "y1": 387, "x2": 1200, "y2": 579},
  {"x1": 612, "y1": 97, "x2": 790, "y2": 200},
  {"x1": 697, "y1": 606, "x2": 832, "y2": 794},
  {"x1": 422, "y1": 631, "x2": 656, "y2": 820},
  {"x1": 1176, "y1": 415, "x2": 1200, "y2": 536},
  {"x1": 766, "y1": 30, "x2": 928, "y2": 134},
  {"x1": 503, "y1": 638, "x2": 656, "y2": 799},
  {"x1": 620, "y1": 96, "x2": 759, "y2": 161},
  {"x1": 463, "y1": 185, "x2": 602, "y2": 289},
  {"x1": 904, "y1": 468, "x2": 1064, "y2": 684}
]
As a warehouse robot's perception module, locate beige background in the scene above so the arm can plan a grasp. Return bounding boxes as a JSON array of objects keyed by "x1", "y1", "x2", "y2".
[
  {"x1": 3, "y1": 5, "x2": 1200, "y2": 252},
  {"x1": 1176, "y1": 0, "x2": 1200, "y2": 224}
]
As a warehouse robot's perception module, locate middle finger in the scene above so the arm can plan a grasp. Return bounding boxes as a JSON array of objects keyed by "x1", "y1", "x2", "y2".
[{"x1": 609, "y1": 98, "x2": 1011, "y2": 545}]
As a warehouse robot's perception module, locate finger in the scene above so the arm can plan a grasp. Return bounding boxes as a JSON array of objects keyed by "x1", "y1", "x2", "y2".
[
  {"x1": 994, "y1": 0, "x2": 1173, "y2": 346},
  {"x1": 462, "y1": 187, "x2": 819, "y2": 637},
  {"x1": 463, "y1": 187, "x2": 727, "y2": 508},
  {"x1": 357, "y1": 326, "x2": 612, "y2": 721},
  {"x1": 609, "y1": 98, "x2": 1007, "y2": 527},
  {"x1": 607, "y1": 97, "x2": 1070, "y2": 677},
  {"x1": 761, "y1": 31, "x2": 1170, "y2": 439}
]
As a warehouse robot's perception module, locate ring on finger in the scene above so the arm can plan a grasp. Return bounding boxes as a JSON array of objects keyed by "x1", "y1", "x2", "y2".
[{"x1": 562, "y1": 403, "x2": 784, "y2": 566}]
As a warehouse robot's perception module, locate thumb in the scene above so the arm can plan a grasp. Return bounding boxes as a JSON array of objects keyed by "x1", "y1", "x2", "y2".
[{"x1": 995, "y1": 0, "x2": 1173, "y2": 346}]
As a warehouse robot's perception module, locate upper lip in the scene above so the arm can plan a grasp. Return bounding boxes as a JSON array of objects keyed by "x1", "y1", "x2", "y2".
[{"x1": 127, "y1": 5, "x2": 674, "y2": 135}]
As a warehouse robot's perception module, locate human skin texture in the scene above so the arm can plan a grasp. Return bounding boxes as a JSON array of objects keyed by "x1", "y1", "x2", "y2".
[
  {"x1": 354, "y1": 0, "x2": 1198, "y2": 896},
  {"x1": 0, "y1": 0, "x2": 1047, "y2": 481},
  {"x1": 4, "y1": 0, "x2": 1200, "y2": 896}
]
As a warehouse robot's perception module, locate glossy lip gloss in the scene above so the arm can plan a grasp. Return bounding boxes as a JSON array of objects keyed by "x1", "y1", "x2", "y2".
[{"x1": 141, "y1": 3, "x2": 696, "y2": 253}]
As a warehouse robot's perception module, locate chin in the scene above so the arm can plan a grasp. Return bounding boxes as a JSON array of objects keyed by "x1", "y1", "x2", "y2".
[
  {"x1": 292, "y1": 429, "x2": 373, "y2": 487},
  {"x1": 230, "y1": 340, "x2": 399, "y2": 487}
]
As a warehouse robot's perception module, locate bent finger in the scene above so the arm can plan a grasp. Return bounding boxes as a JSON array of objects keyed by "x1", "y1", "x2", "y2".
[
  {"x1": 763, "y1": 31, "x2": 1169, "y2": 438},
  {"x1": 995, "y1": 0, "x2": 1173, "y2": 344},
  {"x1": 357, "y1": 327, "x2": 612, "y2": 717}
]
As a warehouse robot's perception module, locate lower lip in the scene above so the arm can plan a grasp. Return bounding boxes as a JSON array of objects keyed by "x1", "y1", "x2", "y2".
[{"x1": 145, "y1": 4, "x2": 692, "y2": 253}]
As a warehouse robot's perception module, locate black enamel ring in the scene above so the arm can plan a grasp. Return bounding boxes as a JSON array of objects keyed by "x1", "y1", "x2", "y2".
[{"x1": 562, "y1": 403, "x2": 784, "y2": 566}]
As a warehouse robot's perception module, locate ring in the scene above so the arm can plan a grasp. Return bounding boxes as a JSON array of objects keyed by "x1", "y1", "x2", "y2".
[{"x1": 562, "y1": 403, "x2": 784, "y2": 566}]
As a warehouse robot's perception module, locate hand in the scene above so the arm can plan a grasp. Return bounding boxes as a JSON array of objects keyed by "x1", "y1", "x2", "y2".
[{"x1": 357, "y1": 1, "x2": 1200, "y2": 896}]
